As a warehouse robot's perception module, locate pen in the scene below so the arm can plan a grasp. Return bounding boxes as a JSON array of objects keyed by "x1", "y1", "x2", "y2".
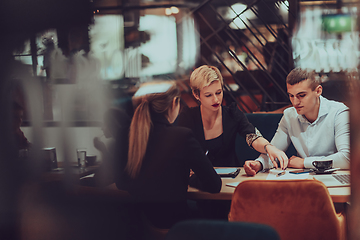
[
  {"x1": 277, "y1": 171, "x2": 286, "y2": 177},
  {"x1": 205, "y1": 150, "x2": 209, "y2": 156}
]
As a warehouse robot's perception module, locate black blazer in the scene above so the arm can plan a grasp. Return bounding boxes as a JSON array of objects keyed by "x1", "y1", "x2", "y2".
[
  {"x1": 116, "y1": 111, "x2": 222, "y2": 228},
  {"x1": 177, "y1": 103, "x2": 256, "y2": 167}
]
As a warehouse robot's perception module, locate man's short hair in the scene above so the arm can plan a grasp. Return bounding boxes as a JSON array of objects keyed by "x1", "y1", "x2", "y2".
[{"x1": 286, "y1": 68, "x2": 320, "y2": 90}]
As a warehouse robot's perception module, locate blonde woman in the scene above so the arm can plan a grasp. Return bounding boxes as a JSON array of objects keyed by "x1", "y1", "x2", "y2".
[
  {"x1": 116, "y1": 81, "x2": 221, "y2": 229},
  {"x1": 178, "y1": 65, "x2": 287, "y2": 169}
]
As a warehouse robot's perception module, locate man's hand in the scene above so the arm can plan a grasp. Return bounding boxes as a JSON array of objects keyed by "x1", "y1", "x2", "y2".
[
  {"x1": 244, "y1": 160, "x2": 262, "y2": 176},
  {"x1": 288, "y1": 156, "x2": 305, "y2": 169},
  {"x1": 266, "y1": 145, "x2": 288, "y2": 169}
]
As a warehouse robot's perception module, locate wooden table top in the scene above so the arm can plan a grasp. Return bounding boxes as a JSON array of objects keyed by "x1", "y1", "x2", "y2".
[
  {"x1": 42, "y1": 163, "x2": 99, "y2": 181},
  {"x1": 187, "y1": 167, "x2": 350, "y2": 203}
]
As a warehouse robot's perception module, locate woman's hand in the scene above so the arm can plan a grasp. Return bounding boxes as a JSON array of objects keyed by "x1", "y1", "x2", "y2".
[
  {"x1": 266, "y1": 144, "x2": 288, "y2": 170},
  {"x1": 252, "y1": 138, "x2": 288, "y2": 169}
]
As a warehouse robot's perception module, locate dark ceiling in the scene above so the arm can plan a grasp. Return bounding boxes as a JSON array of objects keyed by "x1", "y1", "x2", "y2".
[{"x1": 92, "y1": 0, "x2": 270, "y2": 9}]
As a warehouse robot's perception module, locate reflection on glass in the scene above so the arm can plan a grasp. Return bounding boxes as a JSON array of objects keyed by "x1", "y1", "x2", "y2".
[
  {"x1": 139, "y1": 15, "x2": 177, "y2": 76},
  {"x1": 292, "y1": 5, "x2": 359, "y2": 73},
  {"x1": 89, "y1": 15, "x2": 124, "y2": 80}
]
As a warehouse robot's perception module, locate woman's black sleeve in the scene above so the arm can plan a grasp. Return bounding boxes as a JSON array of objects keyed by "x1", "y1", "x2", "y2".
[
  {"x1": 229, "y1": 103, "x2": 256, "y2": 138},
  {"x1": 176, "y1": 106, "x2": 194, "y2": 129},
  {"x1": 182, "y1": 129, "x2": 222, "y2": 193}
]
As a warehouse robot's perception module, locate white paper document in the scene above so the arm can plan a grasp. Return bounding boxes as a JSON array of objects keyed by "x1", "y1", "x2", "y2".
[
  {"x1": 225, "y1": 169, "x2": 311, "y2": 188},
  {"x1": 80, "y1": 173, "x2": 95, "y2": 179},
  {"x1": 226, "y1": 182, "x2": 241, "y2": 188},
  {"x1": 266, "y1": 169, "x2": 310, "y2": 180}
]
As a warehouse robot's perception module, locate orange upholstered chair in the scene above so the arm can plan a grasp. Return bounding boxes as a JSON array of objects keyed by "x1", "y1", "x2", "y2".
[{"x1": 228, "y1": 180, "x2": 346, "y2": 240}]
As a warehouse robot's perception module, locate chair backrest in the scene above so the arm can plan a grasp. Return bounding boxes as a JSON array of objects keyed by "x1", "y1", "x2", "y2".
[
  {"x1": 228, "y1": 180, "x2": 346, "y2": 240},
  {"x1": 164, "y1": 219, "x2": 280, "y2": 240}
]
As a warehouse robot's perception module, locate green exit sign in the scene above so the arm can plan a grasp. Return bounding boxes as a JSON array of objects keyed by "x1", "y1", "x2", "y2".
[{"x1": 322, "y1": 14, "x2": 354, "y2": 33}]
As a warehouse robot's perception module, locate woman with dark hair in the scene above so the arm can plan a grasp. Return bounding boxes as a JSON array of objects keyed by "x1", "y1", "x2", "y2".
[
  {"x1": 89, "y1": 107, "x2": 131, "y2": 187},
  {"x1": 116, "y1": 81, "x2": 221, "y2": 229}
]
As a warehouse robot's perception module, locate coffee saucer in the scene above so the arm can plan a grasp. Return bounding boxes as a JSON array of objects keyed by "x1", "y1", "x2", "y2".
[{"x1": 314, "y1": 168, "x2": 340, "y2": 174}]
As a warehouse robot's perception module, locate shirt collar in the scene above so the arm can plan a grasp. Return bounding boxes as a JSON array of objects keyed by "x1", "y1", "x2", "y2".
[{"x1": 297, "y1": 95, "x2": 328, "y2": 125}]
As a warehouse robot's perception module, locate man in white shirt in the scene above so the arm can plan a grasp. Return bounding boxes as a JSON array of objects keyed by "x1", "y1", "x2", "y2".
[{"x1": 244, "y1": 68, "x2": 350, "y2": 176}]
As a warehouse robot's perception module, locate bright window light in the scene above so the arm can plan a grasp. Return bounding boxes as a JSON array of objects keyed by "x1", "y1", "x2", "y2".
[
  {"x1": 179, "y1": 16, "x2": 198, "y2": 70},
  {"x1": 139, "y1": 15, "x2": 177, "y2": 76},
  {"x1": 225, "y1": 3, "x2": 256, "y2": 29},
  {"x1": 89, "y1": 15, "x2": 124, "y2": 80},
  {"x1": 171, "y1": 6, "x2": 179, "y2": 14},
  {"x1": 165, "y1": 8, "x2": 172, "y2": 15}
]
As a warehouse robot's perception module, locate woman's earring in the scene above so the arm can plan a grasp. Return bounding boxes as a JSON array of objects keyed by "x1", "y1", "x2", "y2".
[{"x1": 192, "y1": 91, "x2": 201, "y2": 104}]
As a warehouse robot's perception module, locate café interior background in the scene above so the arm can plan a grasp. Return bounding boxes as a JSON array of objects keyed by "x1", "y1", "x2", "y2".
[
  {"x1": 15, "y1": 0, "x2": 360, "y2": 159},
  {"x1": 0, "y1": 0, "x2": 360, "y2": 239}
]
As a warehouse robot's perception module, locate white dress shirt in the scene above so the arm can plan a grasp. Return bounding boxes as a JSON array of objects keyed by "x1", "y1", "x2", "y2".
[{"x1": 256, "y1": 96, "x2": 350, "y2": 169}]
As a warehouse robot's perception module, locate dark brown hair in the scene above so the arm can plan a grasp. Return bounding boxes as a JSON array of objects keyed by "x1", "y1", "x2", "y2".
[{"x1": 286, "y1": 68, "x2": 320, "y2": 90}]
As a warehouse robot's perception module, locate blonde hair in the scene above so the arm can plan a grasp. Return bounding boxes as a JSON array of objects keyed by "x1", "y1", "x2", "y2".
[
  {"x1": 126, "y1": 81, "x2": 180, "y2": 178},
  {"x1": 190, "y1": 65, "x2": 224, "y2": 97}
]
